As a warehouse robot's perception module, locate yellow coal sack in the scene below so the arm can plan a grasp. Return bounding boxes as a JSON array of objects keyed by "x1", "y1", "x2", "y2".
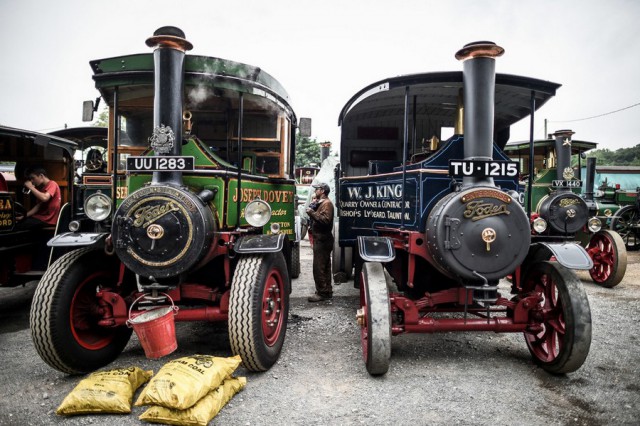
[
  {"x1": 135, "y1": 355, "x2": 242, "y2": 410},
  {"x1": 56, "y1": 367, "x2": 153, "y2": 415},
  {"x1": 139, "y1": 376, "x2": 246, "y2": 426}
]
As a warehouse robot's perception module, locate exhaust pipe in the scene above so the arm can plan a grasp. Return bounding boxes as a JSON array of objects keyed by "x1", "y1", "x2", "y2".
[
  {"x1": 455, "y1": 41, "x2": 504, "y2": 187},
  {"x1": 584, "y1": 156, "x2": 596, "y2": 201},
  {"x1": 145, "y1": 26, "x2": 193, "y2": 186},
  {"x1": 552, "y1": 129, "x2": 575, "y2": 192}
]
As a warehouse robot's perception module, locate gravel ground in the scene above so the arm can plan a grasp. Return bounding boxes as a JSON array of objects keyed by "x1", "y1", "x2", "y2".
[{"x1": 0, "y1": 239, "x2": 638, "y2": 425}]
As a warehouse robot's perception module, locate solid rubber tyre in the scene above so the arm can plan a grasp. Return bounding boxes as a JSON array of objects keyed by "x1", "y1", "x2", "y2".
[
  {"x1": 30, "y1": 248, "x2": 133, "y2": 374},
  {"x1": 229, "y1": 252, "x2": 290, "y2": 371},
  {"x1": 359, "y1": 262, "x2": 391, "y2": 375},
  {"x1": 521, "y1": 261, "x2": 592, "y2": 374},
  {"x1": 587, "y1": 230, "x2": 627, "y2": 288}
]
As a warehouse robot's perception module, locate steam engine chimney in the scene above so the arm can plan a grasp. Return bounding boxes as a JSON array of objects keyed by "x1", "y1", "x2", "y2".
[
  {"x1": 552, "y1": 129, "x2": 576, "y2": 191},
  {"x1": 145, "y1": 26, "x2": 193, "y2": 186},
  {"x1": 455, "y1": 41, "x2": 504, "y2": 187},
  {"x1": 584, "y1": 156, "x2": 597, "y2": 201}
]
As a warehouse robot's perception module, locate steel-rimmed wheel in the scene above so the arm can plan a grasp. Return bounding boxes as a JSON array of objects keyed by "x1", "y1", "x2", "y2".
[
  {"x1": 357, "y1": 262, "x2": 391, "y2": 375},
  {"x1": 611, "y1": 205, "x2": 640, "y2": 250},
  {"x1": 587, "y1": 230, "x2": 627, "y2": 288},
  {"x1": 30, "y1": 248, "x2": 134, "y2": 374},
  {"x1": 229, "y1": 252, "x2": 290, "y2": 371},
  {"x1": 521, "y1": 261, "x2": 592, "y2": 374}
]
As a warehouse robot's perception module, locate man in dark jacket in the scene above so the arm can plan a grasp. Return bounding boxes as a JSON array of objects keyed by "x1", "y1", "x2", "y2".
[{"x1": 306, "y1": 182, "x2": 334, "y2": 302}]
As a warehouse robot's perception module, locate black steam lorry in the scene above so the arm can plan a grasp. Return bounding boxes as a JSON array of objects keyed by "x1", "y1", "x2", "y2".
[
  {"x1": 30, "y1": 27, "x2": 307, "y2": 374},
  {"x1": 333, "y1": 42, "x2": 593, "y2": 375}
]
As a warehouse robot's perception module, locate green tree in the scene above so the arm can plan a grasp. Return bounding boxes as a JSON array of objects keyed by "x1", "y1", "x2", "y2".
[
  {"x1": 295, "y1": 134, "x2": 321, "y2": 167},
  {"x1": 578, "y1": 144, "x2": 640, "y2": 166},
  {"x1": 92, "y1": 104, "x2": 109, "y2": 128}
]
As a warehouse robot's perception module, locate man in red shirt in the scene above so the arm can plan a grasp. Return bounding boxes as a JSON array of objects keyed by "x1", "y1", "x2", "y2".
[{"x1": 16, "y1": 167, "x2": 61, "y2": 229}]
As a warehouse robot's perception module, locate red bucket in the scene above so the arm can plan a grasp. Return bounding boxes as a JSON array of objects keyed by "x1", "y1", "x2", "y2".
[{"x1": 127, "y1": 294, "x2": 179, "y2": 359}]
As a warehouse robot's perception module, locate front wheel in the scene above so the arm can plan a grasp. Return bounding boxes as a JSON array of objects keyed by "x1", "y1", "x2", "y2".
[
  {"x1": 229, "y1": 252, "x2": 290, "y2": 371},
  {"x1": 611, "y1": 205, "x2": 640, "y2": 250},
  {"x1": 587, "y1": 230, "x2": 627, "y2": 288},
  {"x1": 358, "y1": 262, "x2": 391, "y2": 375},
  {"x1": 30, "y1": 248, "x2": 134, "y2": 374},
  {"x1": 521, "y1": 261, "x2": 592, "y2": 374}
]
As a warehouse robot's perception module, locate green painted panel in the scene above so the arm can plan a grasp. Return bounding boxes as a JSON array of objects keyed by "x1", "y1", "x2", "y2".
[
  {"x1": 227, "y1": 179, "x2": 295, "y2": 239},
  {"x1": 124, "y1": 172, "x2": 226, "y2": 229}
]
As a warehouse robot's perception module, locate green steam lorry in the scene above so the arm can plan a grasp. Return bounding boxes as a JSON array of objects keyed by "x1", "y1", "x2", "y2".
[{"x1": 30, "y1": 27, "x2": 306, "y2": 374}]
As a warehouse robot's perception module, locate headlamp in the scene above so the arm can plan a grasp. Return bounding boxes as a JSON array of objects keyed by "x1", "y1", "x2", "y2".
[
  {"x1": 245, "y1": 198, "x2": 272, "y2": 227},
  {"x1": 84, "y1": 192, "x2": 112, "y2": 222}
]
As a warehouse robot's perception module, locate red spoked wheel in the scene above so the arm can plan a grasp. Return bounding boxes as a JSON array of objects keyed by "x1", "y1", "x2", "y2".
[
  {"x1": 30, "y1": 248, "x2": 133, "y2": 374},
  {"x1": 357, "y1": 262, "x2": 391, "y2": 376},
  {"x1": 229, "y1": 252, "x2": 290, "y2": 371},
  {"x1": 521, "y1": 261, "x2": 592, "y2": 374},
  {"x1": 587, "y1": 230, "x2": 627, "y2": 288}
]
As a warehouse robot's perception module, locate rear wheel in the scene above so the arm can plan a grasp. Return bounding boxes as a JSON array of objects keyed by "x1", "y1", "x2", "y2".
[
  {"x1": 611, "y1": 205, "x2": 640, "y2": 250},
  {"x1": 30, "y1": 248, "x2": 133, "y2": 374},
  {"x1": 521, "y1": 261, "x2": 591, "y2": 374},
  {"x1": 229, "y1": 253, "x2": 289, "y2": 371},
  {"x1": 332, "y1": 223, "x2": 353, "y2": 283},
  {"x1": 357, "y1": 262, "x2": 391, "y2": 375},
  {"x1": 291, "y1": 243, "x2": 300, "y2": 279},
  {"x1": 587, "y1": 230, "x2": 627, "y2": 288}
]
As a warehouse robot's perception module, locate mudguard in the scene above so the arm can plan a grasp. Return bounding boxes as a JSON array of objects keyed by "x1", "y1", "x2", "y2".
[
  {"x1": 536, "y1": 242, "x2": 594, "y2": 270},
  {"x1": 234, "y1": 233, "x2": 285, "y2": 253},
  {"x1": 47, "y1": 232, "x2": 109, "y2": 248},
  {"x1": 357, "y1": 236, "x2": 396, "y2": 262}
]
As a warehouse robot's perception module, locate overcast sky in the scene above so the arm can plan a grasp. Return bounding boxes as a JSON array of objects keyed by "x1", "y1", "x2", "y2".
[{"x1": 1, "y1": 0, "x2": 639, "y2": 152}]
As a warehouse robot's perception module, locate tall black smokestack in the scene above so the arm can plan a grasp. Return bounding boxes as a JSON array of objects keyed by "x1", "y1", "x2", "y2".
[
  {"x1": 145, "y1": 26, "x2": 193, "y2": 185},
  {"x1": 455, "y1": 41, "x2": 504, "y2": 187},
  {"x1": 552, "y1": 129, "x2": 575, "y2": 192},
  {"x1": 320, "y1": 142, "x2": 331, "y2": 162},
  {"x1": 584, "y1": 156, "x2": 596, "y2": 201}
]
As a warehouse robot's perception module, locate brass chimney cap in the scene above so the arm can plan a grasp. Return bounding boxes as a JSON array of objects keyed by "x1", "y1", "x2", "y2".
[
  {"x1": 146, "y1": 26, "x2": 193, "y2": 52},
  {"x1": 455, "y1": 41, "x2": 504, "y2": 61},
  {"x1": 551, "y1": 129, "x2": 576, "y2": 138}
]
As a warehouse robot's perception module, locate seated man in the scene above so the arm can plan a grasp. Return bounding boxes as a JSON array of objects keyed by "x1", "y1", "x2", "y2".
[{"x1": 15, "y1": 167, "x2": 61, "y2": 230}]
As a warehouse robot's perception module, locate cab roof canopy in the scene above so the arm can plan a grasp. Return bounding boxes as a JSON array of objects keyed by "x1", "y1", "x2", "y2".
[
  {"x1": 338, "y1": 71, "x2": 561, "y2": 149},
  {"x1": 0, "y1": 125, "x2": 77, "y2": 155},
  {"x1": 505, "y1": 138, "x2": 598, "y2": 155},
  {"x1": 89, "y1": 53, "x2": 296, "y2": 122}
]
